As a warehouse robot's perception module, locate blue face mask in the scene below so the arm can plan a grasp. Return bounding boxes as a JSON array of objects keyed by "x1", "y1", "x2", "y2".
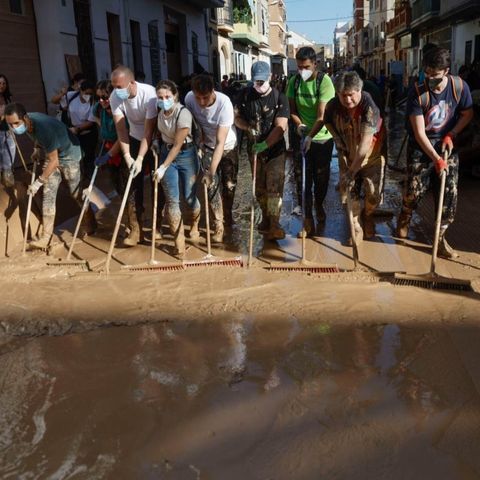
[
  {"x1": 157, "y1": 98, "x2": 175, "y2": 111},
  {"x1": 115, "y1": 85, "x2": 130, "y2": 100},
  {"x1": 13, "y1": 123, "x2": 27, "y2": 135}
]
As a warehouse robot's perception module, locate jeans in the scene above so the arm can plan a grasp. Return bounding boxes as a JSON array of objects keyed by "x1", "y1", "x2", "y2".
[
  {"x1": 0, "y1": 131, "x2": 15, "y2": 171},
  {"x1": 294, "y1": 138, "x2": 334, "y2": 219},
  {"x1": 160, "y1": 144, "x2": 200, "y2": 222}
]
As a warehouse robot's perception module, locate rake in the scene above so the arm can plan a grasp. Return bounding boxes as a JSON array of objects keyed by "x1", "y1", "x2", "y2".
[
  {"x1": 392, "y1": 160, "x2": 472, "y2": 292},
  {"x1": 184, "y1": 181, "x2": 243, "y2": 268},
  {"x1": 121, "y1": 147, "x2": 184, "y2": 272},
  {"x1": 266, "y1": 143, "x2": 339, "y2": 273}
]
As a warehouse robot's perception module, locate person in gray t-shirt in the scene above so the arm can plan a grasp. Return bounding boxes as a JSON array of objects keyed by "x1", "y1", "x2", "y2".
[
  {"x1": 185, "y1": 74, "x2": 238, "y2": 243},
  {"x1": 5, "y1": 103, "x2": 96, "y2": 250}
]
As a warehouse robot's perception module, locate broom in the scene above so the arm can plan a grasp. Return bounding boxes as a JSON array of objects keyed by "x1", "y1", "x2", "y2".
[
  {"x1": 392, "y1": 153, "x2": 472, "y2": 291},
  {"x1": 121, "y1": 147, "x2": 184, "y2": 272},
  {"x1": 266, "y1": 140, "x2": 339, "y2": 273},
  {"x1": 184, "y1": 179, "x2": 243, "y2": 268}
]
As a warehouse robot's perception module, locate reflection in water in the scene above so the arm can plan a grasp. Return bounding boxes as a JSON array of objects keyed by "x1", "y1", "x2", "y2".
[{"x1": 1, "y1": 320, "x2": 480, "y2": 479}]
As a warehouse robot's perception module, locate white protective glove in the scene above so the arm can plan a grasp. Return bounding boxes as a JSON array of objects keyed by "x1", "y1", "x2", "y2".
[
  {"x1": 153, "y1": 164, "x2": 168, "y2": 183},
  {"x1": 123, "y1": 153, "x2": 134, "y2": 169},
  {"x1": 28, "y1": 178, "x2": 43, "y2": 196},
  {"x1": 81, "y1": 186, "x2": 92, "y2": 201},
  {"x1": 132, "y1": 155, "x2": 144, "y2": 178},
  {"x1": 296, "y1": 123, "x2": 308, "y2": 137},
  {"x1": 302, "y1": 135, "x2": 312, "y2": 153}
]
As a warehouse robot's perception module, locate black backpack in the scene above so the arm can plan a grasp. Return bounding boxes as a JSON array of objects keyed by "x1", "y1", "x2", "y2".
[{"x1": 293, "y1": 72, "x2": 325, "y2": 105}]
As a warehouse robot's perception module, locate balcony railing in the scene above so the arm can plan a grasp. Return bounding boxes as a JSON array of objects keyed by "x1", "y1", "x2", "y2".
[
  {"x1": 411, "y1": 0, "x2": 440, "y2": 26},
  {"x1": 386, "y1": 6, "x2": 411, "y2": 36},
  {"x1": 217, "y1": 0, "x2": 234, "y2": 32}
]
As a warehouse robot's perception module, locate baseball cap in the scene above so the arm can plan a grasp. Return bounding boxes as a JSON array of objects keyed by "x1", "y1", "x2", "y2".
[{"x1": 251, "y1": 61, "x2": 270, "y2": 82}]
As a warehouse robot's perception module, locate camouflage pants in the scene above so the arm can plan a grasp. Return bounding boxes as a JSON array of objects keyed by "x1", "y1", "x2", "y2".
[
  {"x1": 201, "y1": 147, "x2": 239, "y2": 228},
  {"x1": 43, "y1": 160, "x2": 82, "y2": 219},
  {"x1": 401, "y1": 145, "x2": 459, "y2": 226},
  {"x1": 250, "y1": 152, "x2": 286, "y2": 219}
]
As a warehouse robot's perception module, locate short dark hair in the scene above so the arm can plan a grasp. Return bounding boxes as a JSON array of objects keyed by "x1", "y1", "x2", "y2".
[
  {"x1": 95, "y1": 79, "x2": 113, "y2": 95},
  {"x1": 191, "y1": 74, "x2": 215, "y2": 94},
  {"x1": 296, "y1": 46, "x2": 316, "y2": 63},
  {"x1": 80, "y1": 80, "x2": 95, "y2": 91},
  {"x1": 72, "y1": 72, "x2": 85, "y2": 84},
  {"x1": 423, "y1": 47, "x2": 450, "y2": 70},
  {"x1": 4, "y1": 102, "x2": 27, "y2": 119}
]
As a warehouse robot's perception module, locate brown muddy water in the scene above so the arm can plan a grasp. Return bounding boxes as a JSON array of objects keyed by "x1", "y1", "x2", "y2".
[{"x1": 2, "y1": 319, "x2": 480, "y2": 479}]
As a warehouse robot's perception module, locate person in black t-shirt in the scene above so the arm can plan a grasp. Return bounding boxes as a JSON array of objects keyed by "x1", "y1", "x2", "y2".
[
  {"x1": 234, "y1": 61, "x2": 290, "y2": 241},
  {"x1": 396, "y1": 47, "x2": 473, "y2": 259}
]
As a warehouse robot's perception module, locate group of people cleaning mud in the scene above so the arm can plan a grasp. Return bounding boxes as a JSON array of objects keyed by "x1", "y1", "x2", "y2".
[{"x1": 0, "y1": 45, "x2": 472, "y2": 262}]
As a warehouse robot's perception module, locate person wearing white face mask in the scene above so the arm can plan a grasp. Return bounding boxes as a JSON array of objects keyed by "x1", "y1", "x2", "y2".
[
  {"x1": 287, "y1": 46, "x2": 336, "y2": 237},
  {"x1": 109, "y1": 65, "x2": 159, "y2": 247},
  {"x1": 234, "y1": 61, "x2": 290, "y2": 241},
  {"x1": 62, "y1": 80, "x2": 98, "y2": 194},
  {"x1": 152, "y1": 80, "x2": 200, "y2": 257}
]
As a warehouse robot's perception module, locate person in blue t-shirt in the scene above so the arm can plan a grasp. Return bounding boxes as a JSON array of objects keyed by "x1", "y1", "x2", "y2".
[
  {"x1": 4, "y1": 103, "x2": 97, "y2": 250},
  {"x1": 396, "y1": 48, "x2": 473, "y2": 259}
]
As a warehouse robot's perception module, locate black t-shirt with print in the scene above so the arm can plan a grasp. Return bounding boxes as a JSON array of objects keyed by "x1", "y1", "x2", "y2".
[{"x1": 237, "y1": 86, "x2": 289, "y2": 160}]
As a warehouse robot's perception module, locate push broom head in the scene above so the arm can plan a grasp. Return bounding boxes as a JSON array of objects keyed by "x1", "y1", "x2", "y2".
[
  {"x1": 392, "y1": 273, "x2": 473, "y2": 292},
  {"x1": 184, "y1": 254, "x2": 244, "y2": 268},
  {"x1": 121, "y1": 261, "x2": 185, "y2": 272},
  {"x1": 266, "y1": 260, "x2": 340, "y2": 274},
  {"x1": 46, "y1": 259, "x2": 90, "y2": 270}
]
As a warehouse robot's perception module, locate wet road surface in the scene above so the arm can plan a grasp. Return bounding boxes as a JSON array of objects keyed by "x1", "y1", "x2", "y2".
[{"x1": 2, "y1": 319, "x2": 480, "y2": 479}]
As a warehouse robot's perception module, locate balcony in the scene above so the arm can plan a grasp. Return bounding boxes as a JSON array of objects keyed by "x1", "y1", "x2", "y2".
[
  {"x1": 217, "y1": 0, "x2": 234, "y2": 33},
  {"x1": 386, "y1": 4, "x2": 411, "y2": 37},
  {"x1": 411, "y1": 0, "x2": 440, "y2": 29},
  {"x1": 231, "y1": 22, "x2": 261, "y2": 47},
  {"x1": 186, "y1": 0, "x2": 224, "y2": 7},
  {"x1": 440, "y1": 0, "x2": 480, "y2": 22}
]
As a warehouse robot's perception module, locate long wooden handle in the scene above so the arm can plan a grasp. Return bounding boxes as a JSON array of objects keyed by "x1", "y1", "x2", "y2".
[
  {"x1": 203, "y1": 181, "x2": 211, "y2": 257},
  {"x1": 151, "y1": 148, "x2": 159, "y2": 264},
  {"x1": 22, "y1": 160, "x2": 37, "y2": 255},
  {"x1": 248, "y1": 152, "x2": 257, "y2": 268}
]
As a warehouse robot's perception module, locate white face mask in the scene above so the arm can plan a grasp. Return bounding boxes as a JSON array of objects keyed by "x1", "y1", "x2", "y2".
[
  {"x1": 300, "y1": 69, "x2": 313, "y2": 82},
  {"x1": 82, "y1": 94, "x2": 91, "y2": 103},
  {"x1": 254, "y1": 81, "x2": 270, "y2": 95}
]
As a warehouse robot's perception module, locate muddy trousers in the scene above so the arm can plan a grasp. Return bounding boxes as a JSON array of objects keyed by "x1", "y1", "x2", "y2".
[
  {"x1": 250, "y1": 152, "x2": 286, "y2": 227},
  {"x1": 294, "y1": 138, "x2": 334, "y2": 219},
  {"x1": 399, "y1": 146, "x2": 459, "y2": 226},
  {"x1": 348, "y1": 158, "x2": 385, "y2": 220},
  {"x1": 160, "y1": 144, "x2": 201, "y2": 245},
  {"x1": 42, "y1": 160, "x2": 84, "y2": 239}
]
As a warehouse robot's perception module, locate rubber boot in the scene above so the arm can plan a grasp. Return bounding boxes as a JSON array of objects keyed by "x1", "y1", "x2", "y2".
[
  {"x1": 211, "y1": 221, "x2": 224, "y2": 243},
  {"x1": 188, "y1": 208, "x2": 201, "y2": 242},
  {"x1": 169, "y1": 213, "x2": 185, "y2": 257},
  {"x1": 438, "y1": 231, "x2": 459, "y2": 259},
  {"x1": 80, "y1": 206, "x2": 97, "y2": 236},
  {"x1": 362, "y1": 210, "x2": 376, "y2": 239},
  {"x1": 29, "y1": 215, "x2": 54, "y2": 250},
  {"x1": 266, "y1": 217, "x2": 285, "y2": 241},
  {"x1": 396, "y1": 210, "x2": 411, "y2": 239},
  {"x1": 122, "y1": 202, "x2": 143, "y2": 247}
]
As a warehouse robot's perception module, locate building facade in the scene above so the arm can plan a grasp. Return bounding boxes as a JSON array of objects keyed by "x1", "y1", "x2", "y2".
[{"x1": 268, "y1": 0, "x2": 288, "y2": 76}]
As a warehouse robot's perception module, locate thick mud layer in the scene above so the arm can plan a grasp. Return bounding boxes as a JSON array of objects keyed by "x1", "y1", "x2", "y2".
[{"x1": 2, "y1": 320, "x2": 480, "y2": 479}]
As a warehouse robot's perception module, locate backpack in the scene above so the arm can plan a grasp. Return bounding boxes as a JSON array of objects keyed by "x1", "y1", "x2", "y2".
[
  {"x1": 60, "y1": 90, "x2": 80, "y2": 127},
  {"x1": 293, "y1": 72, "x2": 325, "y2": 105},
  {"x1": 413, "y1": 74, "x2": 464, "y2": 114}
]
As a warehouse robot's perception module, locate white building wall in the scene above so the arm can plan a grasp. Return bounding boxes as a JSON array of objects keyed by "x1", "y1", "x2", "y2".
[{"x1": 452, "y1": 20, "x2": 480, "y2": 74}]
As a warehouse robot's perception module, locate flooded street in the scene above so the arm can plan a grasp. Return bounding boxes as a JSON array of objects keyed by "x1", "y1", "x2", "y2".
[
  {"x1": 2, "y1": 320, "x2": 480, "y2": 479},
  {"x1": 1, "y1": 106, "x2": 480, "y2": 478}
]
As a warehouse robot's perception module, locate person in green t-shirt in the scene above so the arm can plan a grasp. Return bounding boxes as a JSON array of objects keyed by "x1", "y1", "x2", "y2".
[{"x1": 287, "y1": 46, "x2": 335, "y2": 236}]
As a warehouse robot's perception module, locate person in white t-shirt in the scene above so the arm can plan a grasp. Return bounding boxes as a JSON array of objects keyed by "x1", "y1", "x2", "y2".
[
  {"x1": 61, "y1": 80, "x2": 98, "y2": 187},
  {"x1": 185, "y1": 74, "x2": 238, "y2": 243},
  {"x1": 110, "y1": 65, "x2": 161, "y2": 246},
  {"x1": 152, "y1": 80, "x2": 201, "y2": 257}
]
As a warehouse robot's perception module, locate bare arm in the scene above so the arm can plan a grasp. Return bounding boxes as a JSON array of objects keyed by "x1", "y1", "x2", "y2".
[
  {"x1": 265, "y1": 116, "x2": 288, "y2": 147},
  {"x1": 308, "y1": 101, "x2": 327, "y2": 138},
  {"x1": 410, "y1": 115, "x2": 439, "y2": 162},
  {"x1": 209, "y1": 126, "x2": 229, "y2": 176},
  {"x1": 289, "y1": 98, "x2": 302, "y2": 129},
  {"x1": 51, "y1": 86, "x2": 68, "y2": 105},
  {"x1": 70, "y1": 120, "x2": 95, "y2": 135},
  {"x1": 137, "y1": 117, "x2": 157, "y2": 159},
  {"x1": 113, "y1": 114, "x2": 131, "y2": 158},
  {"x1": 349, "y1": 131, "x2": 375, "y2": 175},
  {"x1": 162, "y1": 128, "x2": 190, "y2": 168}
]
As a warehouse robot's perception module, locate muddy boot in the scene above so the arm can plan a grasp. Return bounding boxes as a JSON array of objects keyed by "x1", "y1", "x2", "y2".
[
  {"x1": 362, "y1": 211, "x2": 376, "y2": 239},
  {"x1": 438, "y1": 233, "x2": 459, "y2": 259},
  {"x1": 122, "y1": 203, "x2": 143, "y2": 247},
  {"x1": 188, "y1": 208, "x2": 201, "y2": 242},
  {"x1": 211, "y1": 222, "x2": 224, "y2": 243},
  {"x1": 297, "y1": 218, "x2": 314, "y2": 238},
  {"x1": 266, "y1": 217, "x2": 285, "y2": 241},
  {"x1": 29, "y1": 215, "x2": 54, "y2": 250},
  {"x1": 396, "y1": 210, "x2": 411, "y2": 239},
  {"x1": 80, "y1": 206, "x2": 97, "y2": 236},
  {"x1": 169, "y1": 214, "x2": 185, "y2": 257}
]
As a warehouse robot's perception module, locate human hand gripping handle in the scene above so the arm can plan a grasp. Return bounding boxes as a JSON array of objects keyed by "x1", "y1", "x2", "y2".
[
  {"x1": 27, "y1": 178, "x2": 43, "y2": 196},
  {"x1": 132, "y1": 155, "x2": 144, "y2": 178},
  {"x1": 301, "y1": 135, "x2": 312, "y2": 153},
  {"x1": 441, "y1": 132, "x2": 454, "y2": 156},
  {"x1": 296, "y1": 123, "x2": 308, "y2": 137},
  {"x1": 94, "y1": 152, "x2": 111, "y2": 167},
  {"x1": 253, "y1": 140, "x2": 268, "y2": 154},
  {"x1": 434, "y1": 151, "x2": 448, "y2": 176},
  {"x1": 153, "y1": 164, "x2": 168, "y2": 183},
  {"x1": 202, "y1": 171, "x2": 214, "y2": 187}
]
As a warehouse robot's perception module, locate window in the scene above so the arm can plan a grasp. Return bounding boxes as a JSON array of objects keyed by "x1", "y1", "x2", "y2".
[
  {"x1": 107, "y1": 12, "x2": 123, "y2": 69},
  {"x1": 465, "y1": 40, "x2": 472, "y2": 66},
  {"x1": 9, "y1": 0, "x2": 23, "y2": 14},
  {"x1": 130, "y1": 20, "x2": 144, "y2": 75},
  {"x1": 192, "y1": 32, "x2": 199, "y2": 66}
]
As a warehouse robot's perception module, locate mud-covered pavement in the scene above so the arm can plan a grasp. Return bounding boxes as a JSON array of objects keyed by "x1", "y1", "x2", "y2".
[{"x1": 1, "y1": 107, "x2": 480, "y2": 478}]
